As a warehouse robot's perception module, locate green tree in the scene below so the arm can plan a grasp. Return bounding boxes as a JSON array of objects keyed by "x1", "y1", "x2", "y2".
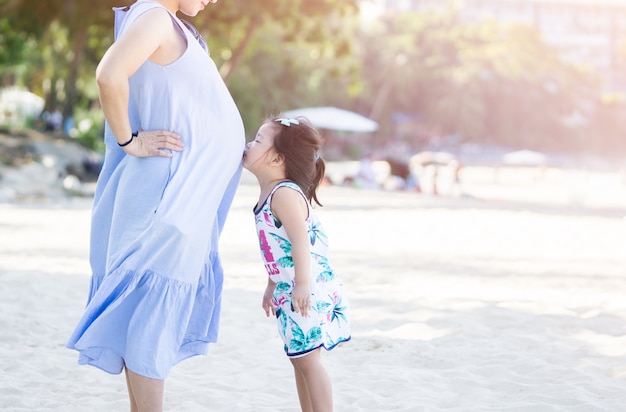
[
  {"x1": 0, "y1": 0, "x2": 359, "y2": 144},
  {"x1": 191, "y1": 0, "x2": 360, "y2": 131},
  {"x1": 358, "y1": 8, "x2": 593, "y2": 153},
  {"x1": 0, "y1": 0, "x2": 117, "y2": 117},
  {"x1": 0, "y1": 17, "x2": 31, "y2": 84}
]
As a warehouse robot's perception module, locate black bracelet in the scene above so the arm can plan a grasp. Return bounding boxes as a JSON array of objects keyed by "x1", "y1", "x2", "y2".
[{"x1": 118, "y1": 131, "x2": 138, "y2": 147}]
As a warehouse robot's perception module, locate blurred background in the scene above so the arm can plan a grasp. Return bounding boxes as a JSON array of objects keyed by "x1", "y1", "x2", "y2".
[{"x1": 0, "y1": 0, "x2": 625, "y2": 206}]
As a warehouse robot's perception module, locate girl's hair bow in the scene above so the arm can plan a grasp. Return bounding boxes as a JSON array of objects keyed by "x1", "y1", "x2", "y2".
[{"x1": 275, "y1": 118, "x2": 300, "y2": 127}]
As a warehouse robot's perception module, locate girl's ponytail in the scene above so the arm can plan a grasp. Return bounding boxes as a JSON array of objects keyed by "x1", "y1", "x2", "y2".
[{"x1": 309, "y1": 157, "x2": 326, "y2": 207}]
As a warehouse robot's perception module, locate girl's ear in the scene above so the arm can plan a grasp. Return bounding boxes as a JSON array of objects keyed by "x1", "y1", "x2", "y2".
[{"x1": 272, "y1": 152, "x2": 285, "y2": 165}]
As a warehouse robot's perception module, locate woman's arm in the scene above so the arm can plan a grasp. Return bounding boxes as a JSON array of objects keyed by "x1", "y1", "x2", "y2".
[
  {"x1": 96, "y1": 8, "x2": 182, "y2": 157},
  {"x1": 271, "y1": 186, "x2": 312, "y2": 317}
]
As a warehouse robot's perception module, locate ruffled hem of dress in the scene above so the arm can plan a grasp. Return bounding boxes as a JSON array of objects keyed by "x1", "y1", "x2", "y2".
[
  {"x1": 286, "y1": 336, "x2": 351, "y2": 358},
  {"x1": 66, "y1": 254, "x2": 223, "y2": 380}
]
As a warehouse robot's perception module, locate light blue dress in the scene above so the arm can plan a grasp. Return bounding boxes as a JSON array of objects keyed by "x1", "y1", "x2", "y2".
[{"x1": 66, "y1": 2, "x2": 245, "y2": 380}]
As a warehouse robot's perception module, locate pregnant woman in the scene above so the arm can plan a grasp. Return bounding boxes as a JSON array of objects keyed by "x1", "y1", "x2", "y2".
[{"x1": 66, "y1": 1, "x2": 245, "y2": 410}]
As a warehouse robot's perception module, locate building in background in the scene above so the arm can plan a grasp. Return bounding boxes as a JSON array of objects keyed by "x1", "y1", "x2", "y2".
[{"x1": 363, "y1": 0, "x2": 626, "y2": 91}]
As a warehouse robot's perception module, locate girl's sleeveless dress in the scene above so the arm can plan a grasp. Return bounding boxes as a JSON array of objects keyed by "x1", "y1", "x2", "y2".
[
  {"x1": 254, "y1": 181, "x2": 351, "y2": 357},
  {"x1": 65, "y1": 2, "x2": 245, "y2": 380}
]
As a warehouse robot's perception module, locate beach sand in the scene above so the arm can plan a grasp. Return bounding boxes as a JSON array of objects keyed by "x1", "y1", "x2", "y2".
[{"x1": 1, "y1": 167, "x2": 625, "y2": 411}]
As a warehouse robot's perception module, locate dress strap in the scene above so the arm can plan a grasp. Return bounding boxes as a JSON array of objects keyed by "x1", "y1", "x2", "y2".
[
  {"x1": 111, "y1": 2, "x2": 208, "y2": 55},
  {"x1": 268, "y1": 181, "x2": 301, "y2": 196},
  {"x1": 113, "y1": 2, "x2": 163, "y2": 40},
  {"x1": 268, "y1": 181, "x2": 311, "y2": 213}
]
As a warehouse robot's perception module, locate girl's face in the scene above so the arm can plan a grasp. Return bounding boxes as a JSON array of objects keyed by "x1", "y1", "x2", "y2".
[
  {"x1": 243, "y1": 122, "x2": 279, "y2": 173},
  {"x1": 179, "y1": 0, "x2": 217, "y2": 17}
]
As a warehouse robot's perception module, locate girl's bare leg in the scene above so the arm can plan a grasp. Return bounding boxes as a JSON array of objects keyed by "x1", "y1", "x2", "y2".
[
  {"x1": 125, "y1": 368, "x2": 164, "y2": 412},
  {"x1": 291, "y1": 363, "x2": 313, "y2": 412},
  {"x1": 290, "y1": 349, "x2": 333, "y2": 412}
]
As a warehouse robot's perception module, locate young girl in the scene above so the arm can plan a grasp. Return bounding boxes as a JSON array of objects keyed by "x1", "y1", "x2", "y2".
[{"x1": 243, "y1": 116, "x2": 351, "y2": 412}]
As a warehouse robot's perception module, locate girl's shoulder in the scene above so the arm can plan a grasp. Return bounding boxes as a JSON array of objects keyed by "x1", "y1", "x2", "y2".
[
  {"x1": 253, "y1": 181, "x2": 302, "y2": 215},
  {"x1": 269, "y1": 181, "x2": 310, "y2": 221},
  {"x1": 270, "y1": 181, "x2": 309, "y2": 207},
  {"x1": 272, "y1": 180, "x2": 304, "y2": 195}
]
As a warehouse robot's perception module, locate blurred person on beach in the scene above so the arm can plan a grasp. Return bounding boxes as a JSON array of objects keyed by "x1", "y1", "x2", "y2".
[
  {"x1": 44, "y1": 107, "x2": 63, "y2": 131},
  {"x1": 243, "y1": 116, "x2": 351, "y2": 412},
  {"x1": 431, "y1": 165, "x2": 439, "y2": 196},
  {"x1": 353, "y1": 152, "x2": 379, "y2": 189},
  {"x1": 448, "y1": 159, "x2": 463, "y2": 197},
  {"x1": 66, "y1": 0, "x2": 244, "y2": 411}
]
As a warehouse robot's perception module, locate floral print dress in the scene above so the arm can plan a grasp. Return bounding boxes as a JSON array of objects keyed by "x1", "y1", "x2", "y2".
[{"x1": 254, "y1": 181, "x2": 351, "y2": 357}]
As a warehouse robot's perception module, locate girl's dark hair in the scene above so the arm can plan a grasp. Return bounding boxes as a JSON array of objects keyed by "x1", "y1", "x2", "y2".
[{"x1": 269, "y1": 116, "x2": 326, "y2": 206}]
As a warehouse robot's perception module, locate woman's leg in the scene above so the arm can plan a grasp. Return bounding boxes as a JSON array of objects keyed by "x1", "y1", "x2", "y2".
[
  {"x1": 290, "y1": 349, "x2": 333, "y2": 412},
  {"x1": 125, "y1": 368, "x2": 164, "y2": 412},
  {"x1": 124, "y1": 368, "x2": 138, "y2": 412}
]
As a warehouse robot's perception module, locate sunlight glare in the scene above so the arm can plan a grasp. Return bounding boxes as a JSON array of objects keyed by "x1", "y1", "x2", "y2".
[{"x1": 359, "y1": 0, "x2": 384, "y2": 24}]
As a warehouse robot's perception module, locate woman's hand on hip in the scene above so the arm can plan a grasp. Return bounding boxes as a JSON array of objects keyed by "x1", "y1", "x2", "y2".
[{"x1": 123, "y1": 130, "x2": 183, "y2": 157}]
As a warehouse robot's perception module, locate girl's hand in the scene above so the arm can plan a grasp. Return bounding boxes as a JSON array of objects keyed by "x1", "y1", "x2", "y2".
[
  {"x1": 262, "y1": 285, "x2": 275, "y2": 317},
  {"x1": 122, "y1": 130, "x2": 183, "y2": 157},
  {"x1": 291, "y1": 283, "x2": 311, "y2": 317}
]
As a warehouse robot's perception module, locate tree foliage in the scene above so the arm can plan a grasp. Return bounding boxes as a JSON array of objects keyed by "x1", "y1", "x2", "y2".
[
  {"x1": 0, "y1": 0, "x2": 358, "y2": 143},
  {"x1": 358, "y1": 8, "x2": 600, "y2": 154},
  {"x1": 190, "y1": 0, "x2": 360, "y2": 128},
  {"x1": 0, "y1": 0, "x2": 623, "y2": 157}
]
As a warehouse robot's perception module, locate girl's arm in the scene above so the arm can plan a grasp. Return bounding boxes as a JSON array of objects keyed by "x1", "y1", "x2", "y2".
[
  {"x1": 271, "y1": 186, "x2": 312, "y2": 317},
  {"x1": 96, "y1": 8, "x2": 182, "y2": 157},
  {"x1": 262, "y1": 277, "x2": 277, "y2": 317}
]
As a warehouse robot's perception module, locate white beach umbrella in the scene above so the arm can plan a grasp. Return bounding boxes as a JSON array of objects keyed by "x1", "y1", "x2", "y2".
[
  {"x1": 410, "y1": 151, "x2": 456, "y2": 166},
  {"x1": 280, "y1": 106, "x2": 379, "y2": 133},
  {"x1": 502, "y1": 149, "x2": 547, "y2": 166}
]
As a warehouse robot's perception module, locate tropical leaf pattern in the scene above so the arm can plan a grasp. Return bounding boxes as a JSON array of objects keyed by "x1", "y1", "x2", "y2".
[
  {"x1": 269, "y1": 233, "x2": 295, "y2": 268},
  {"x1": 309, "y1": 220, "x2": 328, "y2": 246},
  {"x1": 254, "y1": 181, "x2": 351, "y2": 356},
  {"x1": 311, "y1": 252, "x2": 336, "y2": 282}
]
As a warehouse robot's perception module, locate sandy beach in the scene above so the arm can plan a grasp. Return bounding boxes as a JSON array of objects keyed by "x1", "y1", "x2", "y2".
[{"x1": 1, "y1": 166, "x2": 625, "y2": 411}]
